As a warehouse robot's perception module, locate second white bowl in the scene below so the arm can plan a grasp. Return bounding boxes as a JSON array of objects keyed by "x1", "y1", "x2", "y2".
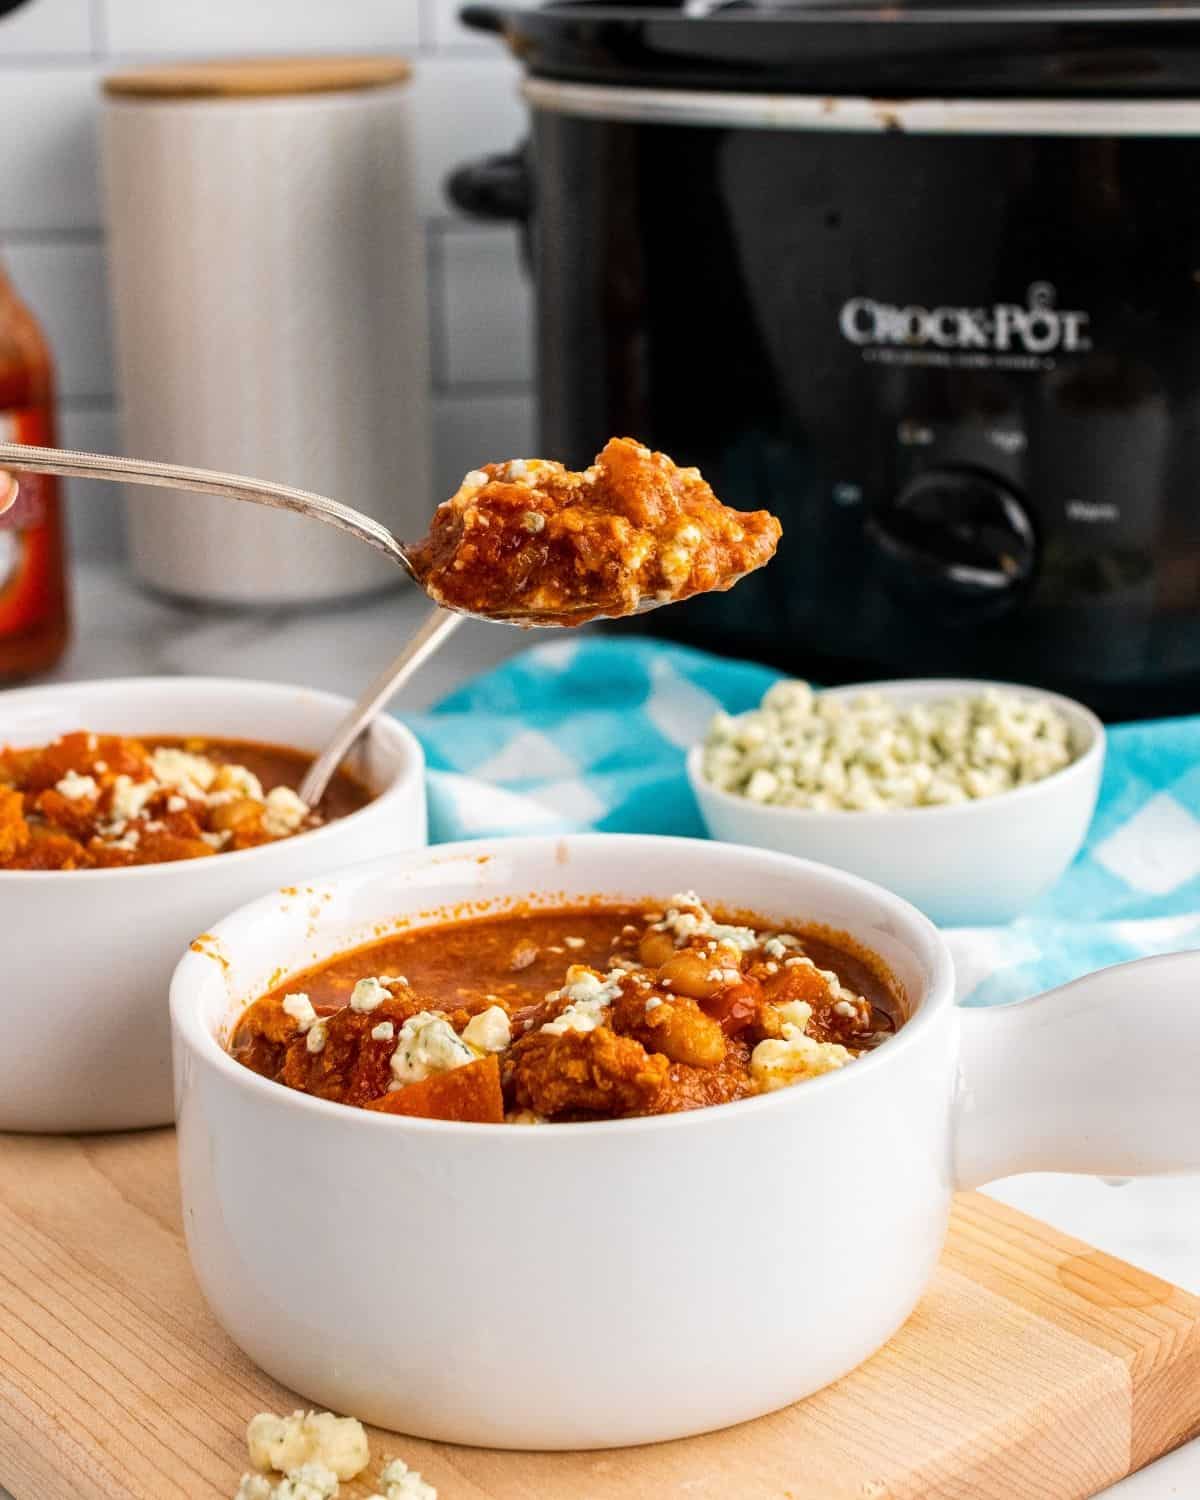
[
  {"x1": 687, "y1": 678, "x2": 1105, "y2": 926},
  {"x1": 0, "y1": 677, "x2": 426, "y2": 1133}
]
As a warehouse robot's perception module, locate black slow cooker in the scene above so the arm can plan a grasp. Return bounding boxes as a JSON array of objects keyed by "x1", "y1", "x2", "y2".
[{"x1": 450, "y1": 0, "x2": 1200, "y2": 717}]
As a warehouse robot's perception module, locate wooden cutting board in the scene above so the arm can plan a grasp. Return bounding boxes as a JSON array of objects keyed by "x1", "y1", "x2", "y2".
[{"x1": 1, "y1": 1131, "x2": 1198, "y2": 1500}]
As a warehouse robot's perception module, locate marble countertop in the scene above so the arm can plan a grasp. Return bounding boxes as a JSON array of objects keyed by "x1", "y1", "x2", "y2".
[{"x1": 22, "y1": 560, "x2": 1200, "y2": 1499}]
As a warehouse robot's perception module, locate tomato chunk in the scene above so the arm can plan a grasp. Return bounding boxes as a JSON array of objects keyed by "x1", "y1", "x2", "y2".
[
  {"x1": 700, "y1": 981, "x2": 759, "y2": 1037},
  {"x1": 365, "y1": 1055, "x2": 504, "y2": 1123}
]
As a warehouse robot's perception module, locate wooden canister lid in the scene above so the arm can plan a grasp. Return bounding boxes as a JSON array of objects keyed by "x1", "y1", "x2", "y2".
[{"x1": 103, "y1": 55, "x2": 412, "y2": 101}]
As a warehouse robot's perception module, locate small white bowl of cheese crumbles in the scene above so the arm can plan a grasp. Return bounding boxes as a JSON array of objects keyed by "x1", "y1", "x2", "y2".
[{"x1": 687, "y1": 678, "x2": 1105, "y2": 926}]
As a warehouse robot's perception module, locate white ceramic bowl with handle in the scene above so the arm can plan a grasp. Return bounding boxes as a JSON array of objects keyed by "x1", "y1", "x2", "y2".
[
  {"x1": 0, "y1": 676, "x2": 426, "y2": 1134},
  {"x1": 169, "y1": 833, "x2": 1199, "y2": 1450},
  {"x1": 687, "y1": 678, "x2": 1106, "y2": 925}
]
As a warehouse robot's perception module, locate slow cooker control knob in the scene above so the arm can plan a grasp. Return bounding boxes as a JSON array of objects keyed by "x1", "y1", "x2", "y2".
[{"x1": 866, "y1": 469, "x2": 1037, "y2": 623}]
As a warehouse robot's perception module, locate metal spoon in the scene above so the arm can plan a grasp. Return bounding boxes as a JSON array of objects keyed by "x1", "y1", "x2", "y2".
[
  {"x1": 0, "y1": 442, "x2": 658, "y2": 806},
  {"x1": 296, "y1": 603, "x2": 460, "y2": 806},
  {"x1": 0, "y1": 442, "x2": 435, "y2": 589}
]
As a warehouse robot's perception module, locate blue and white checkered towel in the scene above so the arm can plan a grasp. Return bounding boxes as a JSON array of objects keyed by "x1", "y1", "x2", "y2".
[{"x1": 403, "y1": 637, "x2": 1200, "y2": 1006}]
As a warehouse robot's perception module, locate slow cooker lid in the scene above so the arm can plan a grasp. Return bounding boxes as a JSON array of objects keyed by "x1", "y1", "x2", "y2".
[{"x1": 464, "y1": 0, "x2": 1200, "y2": 95}]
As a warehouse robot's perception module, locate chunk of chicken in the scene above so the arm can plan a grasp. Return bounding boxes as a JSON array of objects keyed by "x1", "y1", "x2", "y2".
[
  {"x1": 274, "y1": 996, "x2": 420, "y2": 1106},
  {"x1": 22, "y1": 730, "x2": 147, "y2": 792},
  {"x1": 509, "y1": 1026, "x2": 669, "y2": 1118},
  {"x1": 0, "y1": 785, "x2": 29, "y2": 863}
]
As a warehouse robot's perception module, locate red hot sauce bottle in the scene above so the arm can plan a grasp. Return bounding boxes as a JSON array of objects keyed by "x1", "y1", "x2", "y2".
[{"x1": 0, "y1": 258, "x2": 69, "y2": 681}]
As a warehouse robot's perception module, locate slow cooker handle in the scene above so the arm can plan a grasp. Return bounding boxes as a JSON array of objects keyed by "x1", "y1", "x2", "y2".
[
  {"x1": 446, "y1": 147, "x2": 532, "y2": 224},
  {"x1": 458, "y1": 4, "x2": 505, "y2": 33},
  {"x1": 953, "y1": 949, "x2": 1200, "y2": 1187}
]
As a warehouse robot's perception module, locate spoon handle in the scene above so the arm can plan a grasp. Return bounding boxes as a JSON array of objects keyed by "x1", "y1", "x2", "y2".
[
  {"x1": 298, "y1": 603, "x2": 463, "y2": 807},
  {"x1": 0, "y1": 441, "x2": 412, "y2": 574}
]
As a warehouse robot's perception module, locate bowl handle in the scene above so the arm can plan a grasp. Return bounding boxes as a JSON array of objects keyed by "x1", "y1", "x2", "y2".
[{"x1": 953, "y1": 949, "x2": 1200, "y2": 1189}]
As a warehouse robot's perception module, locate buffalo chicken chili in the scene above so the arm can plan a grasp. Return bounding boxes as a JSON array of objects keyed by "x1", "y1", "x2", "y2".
[
  {"x1": 230, "y1": 893, "x2": 903, "y2": 1123},
  {"x1": 0, "y1": 732, "x2": 371, "y2": 869},
  {"x1": 408, "y1": 436, "x2": 782, "y2": 625}
]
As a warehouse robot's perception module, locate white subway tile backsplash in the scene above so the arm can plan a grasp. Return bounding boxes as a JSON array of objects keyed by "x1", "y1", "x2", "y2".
[
  {"x1": 59, "y1": 402, "x2": 123, "y2": 560},
  {"x1": 5, "y1": 238, "x2": 113, "y2": 400},
  {"x1": 0, "y1": 66, "x2": 101, "y2": 231},
  {"x1": 433, "y1": 389, "x2": 535, "y2": 497},
  {"x1": 0, "y1": 7, "x2": 542, "y2": 567},
  {"x1": 102, "y1": 0, "x2": 419, "y2": 56},
  {"x1": 410, "y1": 53, "x2": 527, "y2": 219},
  {"x1": 440, "y1": 225, "x2": 533, "y2": 387},
  {"x1": 0, "y1": 0, "x2": 90, "y2": 56}
]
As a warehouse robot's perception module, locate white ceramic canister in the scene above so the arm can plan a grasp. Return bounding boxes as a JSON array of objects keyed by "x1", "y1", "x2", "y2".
[{"x1": 101, "y1": 57, "x2": 431, "y2": 605}]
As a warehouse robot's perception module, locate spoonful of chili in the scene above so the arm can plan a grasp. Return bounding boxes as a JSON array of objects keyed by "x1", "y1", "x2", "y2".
[{"x1": 0, "y1": 437, "x2": 781, "y2": 801}]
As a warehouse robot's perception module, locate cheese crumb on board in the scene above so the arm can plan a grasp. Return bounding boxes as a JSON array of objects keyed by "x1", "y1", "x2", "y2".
[
  {"x1": 246, "y1": 1410, "x2": 369, "y2": 1482},
  {"x1": 369, "y1": 1457, "x2": 438, "y2": 1499},
  {"x1": 239, "y1": 1410, "x2": 437, "y2": 1500},
  {"x1": 235, "y1": 1475, "x2": 273, "y2": 1500},
  {"x1": 236, "y1": 1464, "x2": 340, "y2": 1500},
  {"x1": 701, "y1": 679, "x2": 1075, "y2": 811}
]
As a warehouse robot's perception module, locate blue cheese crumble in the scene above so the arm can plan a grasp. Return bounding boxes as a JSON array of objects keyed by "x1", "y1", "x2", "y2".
[
  {"x1": 246, "y1": 1410, "x2": 368, "y2": 1482},
  {"x1": 390, "y1": 1011, "x2": 475, "y2": 1085},
  {"x1": 281, "y1": 994, "x2": 317, "y2": 1032},
  {"x1": 750, "y1": 999, "x2": 854, "y2": 1089},
  {"x1": 238, "y1": 1408, "x2": 436, "y2": 1500},
  {"x1": 54, "y1": 769, "x2": 99, "y2": 800},
  {"x1": 350, "y1": 978, "x2": 392, "y2": 1012},
  {"x1": 262, "y1": 785, "x2": 309, "y2": 837},
  {"x1": 541, "y1": 965, "x2": 625, "y2": 1035},
  {"x1": 462, "y1": 1004, "x2": 512, "y2": 1053},
  {"x1": 368, "y1": 1458, "x2": 438, "y2": 1500},
  {"x1": 235, "y1": 1464, "x2": 340, "y2": 1500},
  {"x1": 651, "y1": 892, "x2": 758, "y2": 951},
  {"x1": 702, "y1": 679, "x2": 1075, "y2": 811}
]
